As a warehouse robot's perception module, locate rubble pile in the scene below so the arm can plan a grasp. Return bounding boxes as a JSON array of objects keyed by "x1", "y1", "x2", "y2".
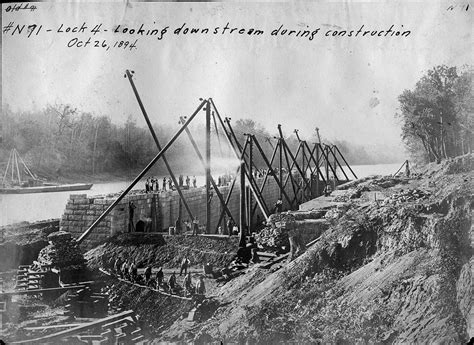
[
  {"x1": 382, "y1": 188, "x2": 431, "y2": 205},
  {"x1": 254, "y1": 212, "x2": 295, "y2": 251},
  {"x1": 37, "y1": 231, "x2": 85, "y2": 268},
  {"x1": 333, "y1": 185, "x2": 370, "y2": 202},
  {"x1": 370, "y1": 176, "x2": 406, "y2": 189}
]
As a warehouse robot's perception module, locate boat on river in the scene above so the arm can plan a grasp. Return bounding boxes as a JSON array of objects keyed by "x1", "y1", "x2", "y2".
[
  {"x1": 1, "y1": 149, "x2": 93, "y2": 194},
  {"x1": 0, "y1": 183, "x2": 93, "y2": 194}
]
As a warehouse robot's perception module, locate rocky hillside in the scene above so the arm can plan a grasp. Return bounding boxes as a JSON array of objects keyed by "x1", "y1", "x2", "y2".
[
  {"x1": 0, "y1": 219, "x2": 59, "y2": 270},
  {"x1": 162, "y1": 154, "x2": 473, "y2": 344},
  {"x1": 85, "y1": 233, "x2": 239, "y2": 271}
]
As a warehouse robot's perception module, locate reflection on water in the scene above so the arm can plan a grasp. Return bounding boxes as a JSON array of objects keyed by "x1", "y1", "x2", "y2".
[{"x1": 0, "y1": 163, "x2": 401, "y2": 226}]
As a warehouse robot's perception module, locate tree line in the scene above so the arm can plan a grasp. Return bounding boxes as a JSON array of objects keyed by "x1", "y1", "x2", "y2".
[
  {"x1": 397, "y1": 65, "x2": 473, "y2": 163},
  {"x1": 1, "y1": 102, "x2": 404, "y2": 182},
  {"x1": 1, "y1": 104, "x2": 168, "y2": 179}
]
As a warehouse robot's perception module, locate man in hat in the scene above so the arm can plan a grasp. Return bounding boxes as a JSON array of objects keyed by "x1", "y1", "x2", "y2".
[
  {"x1": 144, "y1": 266, "x2": 152, "y2": 286},
  {"x1": 114, "y1": 258, "x2": 122, "y2": 276},
  {"x1": 180, "y1": 256, "x2": 190, "y2": 276},
  {"x1": 128, "y1": 201, "x2": 136, "y2": 233},
  {"x1": 156, "y1": 267, "x2": 164, "y2": 290},
  {"x1": 121, "y1": 261, "x2": 129, "y2": 279},
  {"x1": 193, "y1": 217, "x2": 199, "y2": 236},
  {"x1": 195, "y1": 276, "x2": 206, "y2": 295},
  {"x1": 184, "y1": 272, "x2": 193, "y2": 296},
  {"x1": 168, "y1": 272, "x2": 177, "y2": 293}
]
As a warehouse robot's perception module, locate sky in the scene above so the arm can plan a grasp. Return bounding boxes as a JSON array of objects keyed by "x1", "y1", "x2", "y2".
[{"x1": 2, "y1": 1, "x2": 472, "y2": 156}]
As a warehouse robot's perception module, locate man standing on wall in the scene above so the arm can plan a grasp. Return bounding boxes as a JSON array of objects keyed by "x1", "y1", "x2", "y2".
[
  {"x1": 145, "y1": 178, "x2": 150, "y2": 193},
  {"x1": 129, "y1": 201, "x2": 137, "y2": 233}
]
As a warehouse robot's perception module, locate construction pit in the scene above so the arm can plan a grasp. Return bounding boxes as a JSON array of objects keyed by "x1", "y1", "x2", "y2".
[{"x1": 0, "y1": 154, "x2": 472, "y2": 344}]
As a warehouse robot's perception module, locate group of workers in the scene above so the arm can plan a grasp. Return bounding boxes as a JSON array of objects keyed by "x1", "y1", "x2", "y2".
[
  {"x1": 145, "y1": 175, "x2": 198, "y2": 193},
  {"x1": 173, "y1": 217, "x2": 201, "y2": 235},
  {"x1": 112, "y1": 256, "x2": 206, "y2": 297},
  {"x1": 172, "y1": 217, "x2": 242, "y2": 237}
]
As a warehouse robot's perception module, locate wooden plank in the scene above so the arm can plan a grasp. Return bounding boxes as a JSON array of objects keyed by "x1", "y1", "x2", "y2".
[
  {"x1": 260, "y1": 253, "x2": 289, "y2": 269},
  {"x1": 102, "y1": 318, "x2": 134, "y2": 330},
  {"x1": 77, "y1": 335, "x2": 104, "y2": 340},
  {"x1": 256, "y1": 251, "x2": 277, "y2": 258},
  {"x1": 11, "y1": 310, "x2": 136, "y2": 344},
  {"x1": 1, "y1": 285, "x2": 88, "y2": 297},
  {"x1": 24, "y1": 323, "x2": 85, "y2": 331}
]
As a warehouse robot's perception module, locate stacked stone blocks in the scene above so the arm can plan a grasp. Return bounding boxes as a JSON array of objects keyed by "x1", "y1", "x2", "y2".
[{"x1": 60, "y1": 175, "x2": 314, "y2": 248}]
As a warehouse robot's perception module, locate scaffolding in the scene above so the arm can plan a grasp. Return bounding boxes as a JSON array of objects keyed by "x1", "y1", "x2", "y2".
[{"x1": 77, "y1": 71, "x2": 357, "y2": 244}]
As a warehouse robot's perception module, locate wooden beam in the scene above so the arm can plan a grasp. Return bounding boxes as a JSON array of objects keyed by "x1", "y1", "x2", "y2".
[
  {"x1": 11, "y1": 310, "x2": 136, "y2": 344},
  {"x1": 0, "y1": 284, "x2": 90, "y2": 297}
]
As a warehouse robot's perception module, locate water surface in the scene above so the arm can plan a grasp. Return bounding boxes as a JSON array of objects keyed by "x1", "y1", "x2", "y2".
[{"x1": 0, "y1": 163, "x2": 401, "y2": 226}]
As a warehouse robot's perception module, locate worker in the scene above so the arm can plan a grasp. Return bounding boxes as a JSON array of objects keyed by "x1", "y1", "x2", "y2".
[
  {"x1": 128, "y1": 262, "x2": 134, "y2": 282},
  {"x1": 180, "y1": 256, "x2": 190, "y2": 276},
  {"x1": 168, "y1": 178, "x2": 173, "y2": 190},
  {"x1": 175, "y1": 217, "x2": 182, "y2": 235},
  {"x1": 227, "y1": 219, "x2": 234, "y2": 237},
  {"x1": 184, "y1": 219, "x2": 192, "y2": 234},
  {"x1": 145, "y1": 178, "x2": 150, "y2": 193},
  {"x1": 113, "y1": 258, "x2": 122, "y2": 275},
  {"x1": 128, "y1": 201, "x2": 136, "y2": 233},
  {"x1": 405, "y1": 160, "x2": 411, "y2": 177},
  {"x1": 184, "y1": 272, "x2": 193, "y2": 296},
  {"x1": 274, "y1": 199, "x2": 283, "y2": 214},
  {"x1": 186, "y1": 175, "x2": 190, "y2": 188},
  {"x1": 162, "y1": 177, "x2": 167, "y2": 191},
  {"x1": 132, "y1": 262, "x2": 138, "y2": 282},
  {"x1": 195, "y1": 276, "x2": 206, "y2": 295},
  {"x1": 203, "y1": 262, "x2": 213, "y2": 277},
  {"x1": 250, "y1": 248, "x2": 260, "y2": 264},
  {"x1": 323, "y1": 183, "x2": 332, "y2": 197},
  {"x1": 192, "y1": 176, "x2": 197, "y2": 188},
  {"x1": 120, "y1": 261, "x2": 129, "y2": 279},
  {"x1": 168, "y1": 272, "x2": 177, "y2": 293},
  {"x1": 192, "y1": 217, "x2": 199, "y2": 236},
  {"x1": 144, "y1": 266, "x2": 152, "y2": 286},
  {"x1": 156, "y1": 267, "x2": 164, "y2": 290}
]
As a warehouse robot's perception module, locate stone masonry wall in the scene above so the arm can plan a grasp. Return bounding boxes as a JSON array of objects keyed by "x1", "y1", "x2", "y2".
[{"x1": 61, "y1": 175, "x2": 333, "y2": 250}]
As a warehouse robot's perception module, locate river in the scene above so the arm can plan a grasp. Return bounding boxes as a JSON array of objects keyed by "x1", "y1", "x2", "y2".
[{"x1": 0, "y1": 163, "x2": 402, "y2": 226}]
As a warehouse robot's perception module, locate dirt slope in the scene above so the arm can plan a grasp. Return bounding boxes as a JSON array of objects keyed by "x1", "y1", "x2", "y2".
[
  {"x1": 85, "y1": 233, "x2": 239, "y2": 271},
  {"x1": 162, "y1": 154, "x2": 473, "y2": 344}
]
